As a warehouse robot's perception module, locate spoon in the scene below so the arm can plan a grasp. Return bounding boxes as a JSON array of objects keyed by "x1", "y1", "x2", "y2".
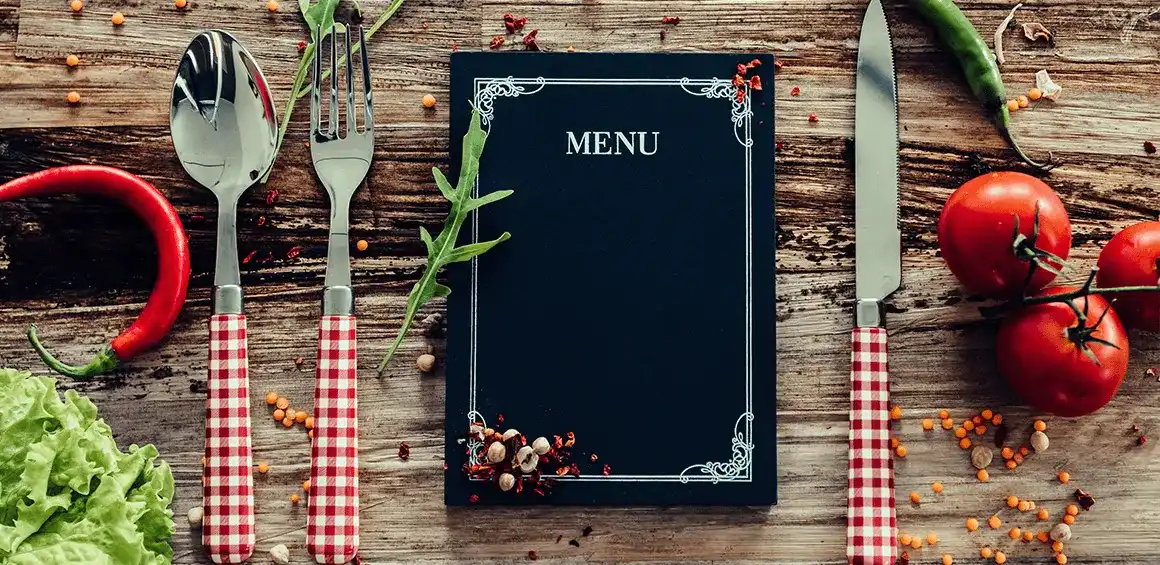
[{"x1": 170, "y1": 30, "x2": 276, "y2": 565}]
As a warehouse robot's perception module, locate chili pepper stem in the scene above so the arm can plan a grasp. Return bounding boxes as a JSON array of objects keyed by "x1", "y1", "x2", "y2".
[
  {"x1": 998, "y1": 107, "x2": 1056, "y2": 171},
  {"x1": 27, "y1": 325, "x2": 119, "y2": 379}
]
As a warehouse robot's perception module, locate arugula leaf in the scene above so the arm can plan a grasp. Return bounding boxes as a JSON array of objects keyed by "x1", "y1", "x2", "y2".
[{"x1": 378, "y1": 110, "x2": 513, "y2": 375}]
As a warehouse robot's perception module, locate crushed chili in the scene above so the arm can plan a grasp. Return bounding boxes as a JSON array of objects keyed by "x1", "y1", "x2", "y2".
[
  {"x1": 808, "y1": 113, "x2": 818, "y2": 123},
  {"x1": 568, "y1": 540, "x2": 580, "y2": 548},
  {"x1": 286, "y1": 245, "x2": 304, "y2": 259},
  {"x1": 1138, "y1": 435, "x2": 1148, "y2": 446},
  {"x1": 398, "y1": 441, "x2": 410, "y2": 461},
  {"x1": 256, "y1": 215, "x2": 267, "y2": 227},
  {"x1": 774, "y1": 59, "x2": 784, "y2": 70},
  {"x1": 265, "y1": 189, "x2": 279, "y2": 205},
  {"x1": 468, "y1": 494, "x2": 480, "y2": 504},
  {"x1": 1074, "y1": 488, "x2": 1095, "y2": 510},
  {"x1": 1146, "y1": 141, "x2": 1157, "y2": 154},
  {"x1": 660, "y1": 30, "x2": 666, "y2": 40},
  {"x1": 242, "y1": 250, "x2": 257, "y2": 264},
  {"x1": 297, "y1": 40, "x2": 307, "y2": 54},
  {"x1": 790, "y1": 86, "x2": 800, "y2": 96},
  {"x1": 527, "y1": 550, "x2": 538, "y2": 561},
  {"x1": 489, "y1": 36, "x2": 505, "y2": 49},
  {"x1": 582, "y1": 526, "x2": 593, "y2": 537},
  {"x1": 661, "y1": 16, "x2": 680, "y2": 24},
  {"x1": 556, "y1": 535, "x2": 562, "y2": 544},
  {"x1": 748, "y1": 76, "x2": 762, "y2": 91}
]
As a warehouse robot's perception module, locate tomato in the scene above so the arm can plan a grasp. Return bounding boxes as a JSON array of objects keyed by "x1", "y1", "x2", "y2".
[
  {"x1": 997, "y1": 287, "x2": 1128, "y2": 417},
  {"x1": 1096, "y1": 220, "x2": 1160, "y2": 331},
  {"x1": 938, "y1": 172, "x2": 1071, "y2": 299}
]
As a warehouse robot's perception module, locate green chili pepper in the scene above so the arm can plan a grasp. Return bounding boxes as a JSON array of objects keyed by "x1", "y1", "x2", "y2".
[{"x1": 910, "y1": 0, "x2": 1054, "y2": 170}]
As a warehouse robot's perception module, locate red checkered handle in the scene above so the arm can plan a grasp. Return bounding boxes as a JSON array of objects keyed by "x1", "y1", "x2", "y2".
[
  {"x1": 308, "y1": 315, "x2": 359, "y2": 564},
  {"x1": 203, "y1": 314, "x2": 256, "y2": 564},
  {"x1": 847, "y1": 327, "x2": 896, "y2": 565}
]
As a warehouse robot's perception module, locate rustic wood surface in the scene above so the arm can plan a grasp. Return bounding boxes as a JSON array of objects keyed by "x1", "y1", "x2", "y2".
[{"x1": 3, "y1": 0, "x2": 1160, "y2": 563}]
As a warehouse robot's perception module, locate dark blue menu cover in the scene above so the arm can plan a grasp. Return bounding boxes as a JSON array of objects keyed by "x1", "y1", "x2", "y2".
[{"x1": 445, "y1": 53, "x2": 775, "y2": 506}]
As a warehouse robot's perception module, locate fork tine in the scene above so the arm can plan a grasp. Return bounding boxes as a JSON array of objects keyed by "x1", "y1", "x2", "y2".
[
  {"x1": 310, "y1": 24, "x2": 321, "y2": 136},
  {"x1": 328, "y1": 26, "x2": 339, "y2": 135},
  {"x1": 344, "y1": 25, "x2": 356, "y2": 135},
  {"x1": 358, "y1": 25, "x2": 373, "y2": 132}
]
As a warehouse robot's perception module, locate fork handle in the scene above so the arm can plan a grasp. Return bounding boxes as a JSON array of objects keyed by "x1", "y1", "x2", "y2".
[
  {"x1": 307, "y1": 315, "x2": 359, "y2": 564},
  {"x1": 203, "y1": 314, "x2": 256, "y2": 564}
]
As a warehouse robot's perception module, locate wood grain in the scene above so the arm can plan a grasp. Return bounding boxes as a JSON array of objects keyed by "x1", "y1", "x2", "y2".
[{"x1": 4, "y1": 0, "x2": 1160, "y2": 563}]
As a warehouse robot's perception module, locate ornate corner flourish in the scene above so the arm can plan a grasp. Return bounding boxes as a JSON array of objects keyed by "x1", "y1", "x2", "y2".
[
  {"x1": 679, "y1": 78, "x2": 754, "y2": 148},
  {"x1": 679, "y1": 412, "x2": 755, "y2": 483},
  {"x1": 472, "y1": 77, "x2": 547, "y2": 131}
]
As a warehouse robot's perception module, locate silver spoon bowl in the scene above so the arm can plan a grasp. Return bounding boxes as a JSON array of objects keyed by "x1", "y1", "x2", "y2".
[{"x1": 171, "y1": 30, "x2": 277, "y2": 312}]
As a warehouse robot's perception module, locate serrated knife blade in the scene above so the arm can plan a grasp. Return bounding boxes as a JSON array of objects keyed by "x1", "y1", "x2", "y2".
[
  {"x1": 855, "y1": 0, "x2": 901, "y2": 323},
  {"x1": 847, "y1": 2, "x2": 900, "y2": 564}
]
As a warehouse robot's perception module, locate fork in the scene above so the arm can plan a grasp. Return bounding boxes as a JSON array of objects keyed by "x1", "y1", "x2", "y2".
[{"x1": 306, "y1": 23, "x2": 372, "y2": 565}]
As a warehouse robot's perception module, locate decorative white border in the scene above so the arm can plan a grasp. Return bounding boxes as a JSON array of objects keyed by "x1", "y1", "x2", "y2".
[{"x1": 467, "y1": 76, "x2": 754, "y2": 483}]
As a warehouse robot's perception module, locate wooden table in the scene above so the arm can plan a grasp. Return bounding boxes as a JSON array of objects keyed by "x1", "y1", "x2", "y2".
[{"x1": 3, "y1": 1, "x2": 1160, "y2": 563}]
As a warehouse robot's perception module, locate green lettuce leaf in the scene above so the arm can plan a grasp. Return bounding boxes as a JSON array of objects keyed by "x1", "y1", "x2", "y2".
[{"x1": 0, "y1": 369, "x2": 175, "y2": 565}]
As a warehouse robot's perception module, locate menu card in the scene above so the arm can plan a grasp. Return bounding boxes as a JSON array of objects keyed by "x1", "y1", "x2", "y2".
[{"x1": 445, "y1": 52, "x2": 776, "y2": 506}]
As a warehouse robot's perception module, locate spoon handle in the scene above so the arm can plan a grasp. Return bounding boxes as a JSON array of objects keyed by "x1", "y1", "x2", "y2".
[
  {"x1": 308, "y1": 315, "x2": 359, "y2": 564},
  {"x1": 203, "y1": 313, "x2": 256, "y2": 564}
]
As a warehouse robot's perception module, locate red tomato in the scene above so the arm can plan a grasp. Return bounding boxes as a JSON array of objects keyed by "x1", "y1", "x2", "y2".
[
  {"x1": 939, "y1": 172, "x2": 1071, "y2": 299},
  {"x1": 1096, "y1": 220, "x2": 1160, "y2": 331},
  {"x1": 997, "y1": 287, "x2": 1128, "y2": 417}
]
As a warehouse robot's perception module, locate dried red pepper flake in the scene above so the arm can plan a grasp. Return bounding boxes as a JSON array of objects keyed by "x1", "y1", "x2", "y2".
[
  {"x1": 1074, "y1": 488, "x2": 1095, "y2": 509},
  {"x1": 734, "y1": 88, "x2": 746, "y2": 103},
  {"x1": 489, "y1": 36, "x2": 505, "y2": 49},
  {"x1": 569, "y1": 464, "x2": 580, "y2": 477},
  {"x1": 774, "y1": 59, "x2": 784, "y2": 70},
  {"x1": 660, "y1": 30, "x2": 666, "y2": 40},
  {"x1": 286, "y1": 245, "x2": 304, "y2": 259},
  {"x1": 736, "y1": 63, "x2": 748, "y2": 76},
  {"x1": 398, "y1": 441, "x2": 410, "y2": 461},
  {"x1": 555, "y1": 466, "x2": 569, "y2": 476},
  {"x1": 661, "y1": 16, "x2": 680, "y2": 24},
  {"x1": 602, "y1": 464, "x2": 611, "y2": 476},
  {"x1": 521, "y1": 435, "x2": 528, "y2": 446},
  {"x1": 515, "y1": 17, "x2": 527, "y2": 30},
  {"x1": 1148, "y1": 367, "x2": 1158, "y2": 379},
  {"x1": 568, "y1": 539, "x2": 580, "y2": 548},
  {"x1": 746, "y1": 58, "x2": 762, "y2": 69},
  {"x1": 564, "y1": 431, "x2": 576, "y2": 447},
  {"x1": 256, "y1": 215, "x2": 267, "y2": 227},
  {"x1": 452, "y1": 41, "x2": 458, "y2": 52},
  {"x1": 556, "y1": 535, "x2": 562, "y2": 544},
  {"x1": 523, "y1": 29, "x2": 540, "y2": 45},
  {"x1": 1146, "y1": 141, "x2": 1157, "y2": 154},
  {"x1": 533, "y1": 487, "x2": 545, "y2": 496},
  {"x1": 294, "y1": 356, "x2": 305, "y2": 366},
  {"x1": 731, "y1": 74, "x2": 745, "y2": 88},
  {"x1": 553, "y1": 435, "x2": 563, "y2": 449},
  {"x1": 497, "y1": 413, "x2": 505, "y2": 424},
  {"x1": 527, "y1": 550, "x2": 538, "y2": 561},
  {"x1": 297, "y1": 40, "x2": 307, "y2": 54},
  {"x1": 242, "y1": 250, "x2": 257, "y2": 264},
  {"x1": 468, "y1": 494, "x2": 480, "y2": 504},
  {"x1": 189, "y1": 214, "x2": 205, "y2": 223},
  {"x1": 582, "y1": 526, "x2": 593, "y2": 537},
  {"x1": 422, "y1": 21, "x2": 428, "y2": 29},
  {"x1": 748, "y1": 76, "x2": 762, "y2": 91},
  {"x1": 1138, "y1": 435, "x2": 1148, "y2": 446},
  {"x1": 589, "y1": 453, "x2": 598, "y2": 462},
  {"x1": 776, "y1": 141, "x2": 784, "y2": 151},
  {"x1": 899, "y1": 551, "x2": 910, "y2": 565},
  {"x1": 790, "y1": 86, "x2": 800, "y2": 96},
  {"x1": 443, "y1": 463, "x2": 448, "y2": 470},
  {"x1": 265, "y1": 189, "x2": 279, "y2": 204},
  {"x1": 808, "y1": 113, "x2": 818, "y2": 123},
  {"x1": 504, "y1": 20, "x2": 516, "y2": 33}
]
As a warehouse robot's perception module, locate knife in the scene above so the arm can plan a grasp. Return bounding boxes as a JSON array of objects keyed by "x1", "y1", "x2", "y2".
[{"x1": 848, "y1": 0, "x2": 901, "y2": 564}]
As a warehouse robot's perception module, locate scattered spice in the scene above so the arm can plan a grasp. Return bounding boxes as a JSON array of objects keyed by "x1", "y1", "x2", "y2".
[
  {"x1": 1138, "y1": 435, "x2": 1149, "y2": 446},
  {"x1": 582, "y1": 526, "x2": 593, "y2": 537},
  {"x1": 1023, "y1": 22, "x2": 1052, "y2": 43},
  {"x1": 265, "y1": 188, "x2": 280, "y2": 204},
  {"x1": 568, "y1": 539, "x2": 580, "y2": 548},
  {"x1": 790, "y1": 86, "x2": 801, "y2": 97},
  {"x1": 808, "y1": 113, "x2": 818, "y2": 123},
  {"x1": 286, "y1": 245, "x2": 304, "y2": 259},
  {"x1": 748, "y1": 76, "x2": 762, "y2": 91},
  {"x1": 66, "y1": 54, "x2": 80, "y2": 67},
  {"x1": 555, "y1": 535, "x2": 562, "y2": 544},
  {"x1": 939, "y1": 409, "x2": 950, "y2": 419},
  {"x1": 111, "y1": 11, "x2": 125, "y2": 25},
  {"x1": 69, "y1": 0, "x2": 82, "y2": 12},
  {"x1": 602, "y1": 464, "x2": 611, "y2": 476},
  {"x1": 1146, "y1": 141, "x2": 1157, "y2": 154},
  {"x1": 523, "y1": 29, "x2": 540, "y2": 48},
  {"x1": 589, "y1": 453, "x2": 598, "y2": 463},
  {"x1": 564, "y1": 431, "x2": 576, "y2": 447},
  {"x1": 527, "y1": 550, "x2": 538, "y2": 561},
  {"x1": 489, "y1": 36, "x2": 505, "y2": 49},
  {"x1": 242, "y1": 250, "x2": 257, "y2": 264},
  {"x1": 1074, "y1": 488, "x2": 1095, "y2": 510},
  {"x1": 66, "y1": 91, "x2": 81, "y2": 104},
  {"x1": 661, "y1": 16, "x2": 680, "y2": 24},
  {"x1": 468, "y1": 494, "x2": 479, "y2": 503},
  {"x1": 398, "y1": 441, "x2": 410, "y2": 461}
]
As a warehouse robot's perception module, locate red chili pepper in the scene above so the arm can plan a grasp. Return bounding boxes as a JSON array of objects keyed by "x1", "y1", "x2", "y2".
[{"x1": 0, "y1": 166, "x2": 191, "y2": 378}]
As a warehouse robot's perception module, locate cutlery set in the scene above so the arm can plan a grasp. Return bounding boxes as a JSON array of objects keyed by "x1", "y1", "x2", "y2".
[
  {"x1": 173, "y1": 2, "x2": 899, "y2": 562},
  {"x1": 171, "y1": 26, "x2": 371, "y2": 565}
]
